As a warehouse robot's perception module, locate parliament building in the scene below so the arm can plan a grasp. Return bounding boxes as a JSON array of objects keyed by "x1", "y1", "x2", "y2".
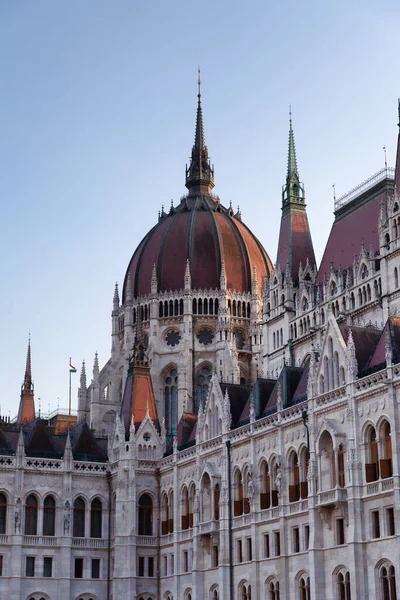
[{"x1": 1, "y1": 89, "x2": 400, "y2": 600}]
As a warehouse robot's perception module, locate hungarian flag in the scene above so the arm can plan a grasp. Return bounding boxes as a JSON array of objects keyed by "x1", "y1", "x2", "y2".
[{"x1": 69, "y1": 363, "x2": 77, "y2": 373}]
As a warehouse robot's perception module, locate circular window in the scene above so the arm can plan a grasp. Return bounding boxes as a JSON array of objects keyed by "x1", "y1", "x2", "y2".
[
  {"x1": 143, "y1": 432, "x2": 151, "y2": 442},
  {"x1": 197, "y1": 328, "x2": 214, "y2": 345},
  {"x1": 165, "y1": 330, "x2": 181, "y2": 347}
]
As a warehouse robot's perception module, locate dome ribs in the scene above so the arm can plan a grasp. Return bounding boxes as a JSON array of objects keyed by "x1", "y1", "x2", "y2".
[{"x1": 123, "y1": 196, "x2": 272, "y2": 297}]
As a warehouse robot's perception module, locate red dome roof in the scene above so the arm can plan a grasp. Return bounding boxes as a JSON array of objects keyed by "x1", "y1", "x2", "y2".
[{"x1": 123, "y1": 196, "x2": 272, "y2": 298}]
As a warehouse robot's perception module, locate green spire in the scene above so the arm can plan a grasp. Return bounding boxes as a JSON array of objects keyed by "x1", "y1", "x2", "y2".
[
  {"x1": 282, "y1": 108, "x2": 305, "y2": 209},
  {"x1": 287, "y1": 108, "x2": 299, "y2": 179}
]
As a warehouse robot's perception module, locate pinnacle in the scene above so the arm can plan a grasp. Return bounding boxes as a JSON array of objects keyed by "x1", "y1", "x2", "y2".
[{"x1": 287, "y1": 113, "x2": 299, "y2": 179}]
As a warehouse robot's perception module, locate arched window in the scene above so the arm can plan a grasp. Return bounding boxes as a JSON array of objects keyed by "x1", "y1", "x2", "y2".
[
  {"x1": 181, "y1": 487, "x2": 189, "y2": 530},
  {"x1": 196, "y1": 366, "x2": 212, "y2": 411},
  {"x1": 380, "y1": 563, "x2": 397, "y2": 600},
  {"x1": 164, "y1": 367, "x2": 178, "y2": 435},
  {"x1": 164, "y1": 300, "x2": 168, "y2": 317},
  {"x1": 193, "y1": 298, "x2": 197, "y2": 314},
  {"x1": 338, "y1": 445, "x2": 345, "y2": 488},
  {"x1": 73, "y1": 497, "x2": 85, "y2": 537},
  {"x1": 268, "y1": 580, "x2": 280, "y2": 599},
  {"x1": 241, "y1": 582, "x2": 251, "y2": 600},
  {"x1": 337, "y1": 571, "x2": 351, "y2": 600},
  {"x1": 0, "y1": 493, "x2": 7, "y2": 534},
  {"x1": 299, "y1": 447, "x2": 309, "y2": 498},
  {"x1": 288, "y1": 451, "x2": 300, "y2": 502},
  {"x1": 299, "y1": 576, "x2": 311, "y2": 600},
  {"x1": 174, "y1": 299, "x2": 179, "y2": 316},
  {"x1": 25, "y1": 494, "x2": 38, "y2": 535},
  {"x1": 138, "y1": 493, "x2": 153, "y2": 536},
  {"x1": 159, "y1": 301, "x2": 163, "y2": 317},
  {"x1": 361, "y1": 264, "x2": 369, "y2": 279},
  {"x1": 198, "y1": 298, "x2": 203, "y2": 315},
  {"x1": 90, "y1": 498, "x2": 102, "y2": 538},
  {"x1": 211, "y1": 587, "x2": 219, "y2": 600},
  {"x1": 260, "y1": 461, "x2": 271, "y2": 509},
  {"x1": 365, "y1": 426, "x2": 379, "y2": 482},
  {"x1": 233, "y1": 470, "x2": 243, "y2": 516},
  {"x1": 180, "y1": 299, "x2": 184, "y2": 315},
  {"x1": 43, "y1": 495, "x2": 56, "y2": 536},
  {"x1": 215, "y1": 298, "x2": 219, "y2": 314},
  {"x1": 381, "y1": 421, "x2": 393, "y2": 478}
]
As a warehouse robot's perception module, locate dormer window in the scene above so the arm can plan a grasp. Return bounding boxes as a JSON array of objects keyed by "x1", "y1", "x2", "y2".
[
  {"x1": 361, "y1": 264, "x2": 369, "y2": 279},
  {"x1": 330, "y1": 282, "x2": 337, "y2": 297},
  {"x1": 302, "y1": 297, "x2": 309, "y2": 312}
]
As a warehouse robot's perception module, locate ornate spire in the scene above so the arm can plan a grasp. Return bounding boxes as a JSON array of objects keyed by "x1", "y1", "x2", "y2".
[
  {"x1": 93, "y1": 352, "x2": 99, "y2": 380},
  {"x1": 80, "y1": 360, "x2": 87, "y2": 389},
  {"x1": 220, "y1": 260, "x2": 227, "y2": 291},
  {"x1": 16, "y1": 337, "x2": 35, "y2": 427},
  {"x1": 23, "y1": 336, "x2": 33, "y2": 393},
  {"x1": 151, "y1": 264, "x2": 157, "y2": 295},
  {"x1": 282, "y1": 109, "x2": 304, "y2": 208},
  {"x1": 288, "y1": 108, "x2": 298, "y2": 178},
  {"x1": 125, "y1": 272, "x2": 133, "y2": 306},
  {"x1": 185, "y1": 70, "x2": 215, "y2": 196},
  {"x1": 184, "y1": 259, "x2": 191, "y2": 291},
  {"x1": 113, "y1": 282, "x2": 120, "y2": 313}
]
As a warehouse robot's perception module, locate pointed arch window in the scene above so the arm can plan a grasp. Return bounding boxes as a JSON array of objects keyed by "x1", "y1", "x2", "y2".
[
  {"x1": 381, "y1": 421, "x2": 393, "y2": 478},
  {"x1": 289, "y1": 451, "x2": 300, "y2": 502},
  {"x1": 299, "y1": 576, "x2": 311, "y2": 600},
  {"x1": 0, "y1": 493, "x2": 7, "y2": 535},
  {"x1": 338, "y1": 571, "x2": 351, "y2": 600},
  {"x1": 73, "y1": 497, "x2": 85, "y2": 537},
  {"x1": 164, "y1": 367, "x2": 178, "y2": 435},
  {"x1": 90, "y1": 498, "x2": 102, "y2": 538},
  {"x1": 43, "y1": 495, "x2": 56, "y2": 536},
  {"x1": 138, "y1": 493, "x2": 153, "y2": 536},
  {"x1": 260, "y1": 461, "x2": 271, "y2": 509},
  {"x1": 381, "y1": 564, "x2": 397, "y2": 600},
  {"x1": 241, "y1": 582, "x2": 251, "y2": 599},
  {"x1": 268, "y1": 580, "x2": 280, "y2": 599},
  {"x1": 365, "y1": 426, "x2": 379, "y2": 482},
  {"x1": 25, "y1": 494, "x2": 38, "y2": 535}
]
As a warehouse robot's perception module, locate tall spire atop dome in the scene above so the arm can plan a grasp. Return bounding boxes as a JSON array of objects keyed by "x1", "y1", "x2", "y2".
[
  {"x1": 283, "y1": 109, "x2": 304, "y2": 208},
  {"x1": 185, "y1": 69, "x2": 215, "y2": 196},
  {"x1": 17, "y1": 336, "x2": 35, "y2": 426}
]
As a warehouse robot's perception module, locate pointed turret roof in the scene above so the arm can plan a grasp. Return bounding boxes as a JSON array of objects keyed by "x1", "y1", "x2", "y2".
[
  {"x1": 17, "y1": 338, "x2": 35, "y2": 427},
  {"x1": 120, "y1": 314, "x2": 159, "y2": 435},
  {"x1": 276, "y1": 113, "x2": 316, "y2": 282},
  {"x1": 185, "y1": 70, "x2": 215, "y2": 196}
]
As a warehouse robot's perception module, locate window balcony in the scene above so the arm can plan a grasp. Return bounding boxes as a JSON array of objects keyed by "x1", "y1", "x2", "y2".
[{"x1": 316, "y1": 487, "x2": 347, "y2": 507}]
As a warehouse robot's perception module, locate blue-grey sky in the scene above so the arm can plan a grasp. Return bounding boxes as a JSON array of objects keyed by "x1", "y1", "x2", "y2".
[{"x1": 0, "y1": 1, "x2": 399, "y2": 418}]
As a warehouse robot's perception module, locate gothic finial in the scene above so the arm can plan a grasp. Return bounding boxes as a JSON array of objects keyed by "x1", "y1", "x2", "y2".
[
  {"x1": 288, "y1": 108, "x2": 298, "y2": 179},
  {"x1": 113, "y1": 282, "x2": 120, "y2": 312},
  {"x1": 93, "y1": 352, "x2": 99, "y2": 378},
  {"x1": 184, "y1": 259, "x2": 191, "y2": 290},
  {"x1": 24, "y1": 335, "x2": 33, "y2": 392},
  {"x1": 125, "y1": 272, "x2": 133, "y2": 306},
  {"x1": 185, "y1": 71, "x2": 215, "y2": 196},
  {"x1": 80, "y1": 360, "x2": 87, "y2": 388},
  {"x1": 151, "y1": 264, "x2": 158, "y2": 295},
  {"x1": 282, "y1": 110, "x2": 304, "y2": 207},
  {"x1": 220, "y1": 260, "x2": 227, "y2": 291}
]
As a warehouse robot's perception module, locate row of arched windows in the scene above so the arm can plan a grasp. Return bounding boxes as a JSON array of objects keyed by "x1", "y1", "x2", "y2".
[
  {"x1": 0, "y1": 494, "x2": 103, "y2": 538},
  {"x1": 228, "y1": 299, "x2": 251, "y2": 318},
  {"x1": 193, "y1": 297, "x2": 219, "y2": 316},
  {"x1": 159, "y1": 299, "x2": 184, "y2": 318}
]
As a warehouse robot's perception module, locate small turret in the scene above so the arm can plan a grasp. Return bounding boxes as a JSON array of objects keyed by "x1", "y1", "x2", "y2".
[
  {"x1": 151, "y1": 264, "x2": 158, "y2": 295},
  {"x1": 184, "y1": 259, "x2": 191, "y2": 291},
  {"x1": 125, "y1": 272, "x2": 133, "y2": 307},
  {"x1": 93, "y1": 352, "x2": 99, "y2": 381}
]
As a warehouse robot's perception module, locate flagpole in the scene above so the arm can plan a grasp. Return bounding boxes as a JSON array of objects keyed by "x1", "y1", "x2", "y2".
[{"x1": 69, "y1": 356, "x2": 71, "y2": 416}]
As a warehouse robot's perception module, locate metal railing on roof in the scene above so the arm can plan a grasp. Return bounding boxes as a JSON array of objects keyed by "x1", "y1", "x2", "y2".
[{"x1": 334, "y1": 167, "x2": 395, "y2": 211}]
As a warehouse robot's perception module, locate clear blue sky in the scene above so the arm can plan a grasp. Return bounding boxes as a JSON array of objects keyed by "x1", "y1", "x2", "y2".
[{"x1": 0, "y1": 1, "x2": 399, "y2": 418}]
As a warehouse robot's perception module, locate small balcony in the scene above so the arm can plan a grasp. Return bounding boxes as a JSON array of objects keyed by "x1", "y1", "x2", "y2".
[{"x1": 316, "y1": 487, "x2": 347, "y2": 507}]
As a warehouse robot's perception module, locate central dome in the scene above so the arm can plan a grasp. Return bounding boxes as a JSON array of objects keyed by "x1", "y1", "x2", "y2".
[
  {"x1": 123, "y1": 196, "x2": 272, "y2": 298},
  {"x1": 123, "y1": 82, "x2": 272, "y2": 300}
]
